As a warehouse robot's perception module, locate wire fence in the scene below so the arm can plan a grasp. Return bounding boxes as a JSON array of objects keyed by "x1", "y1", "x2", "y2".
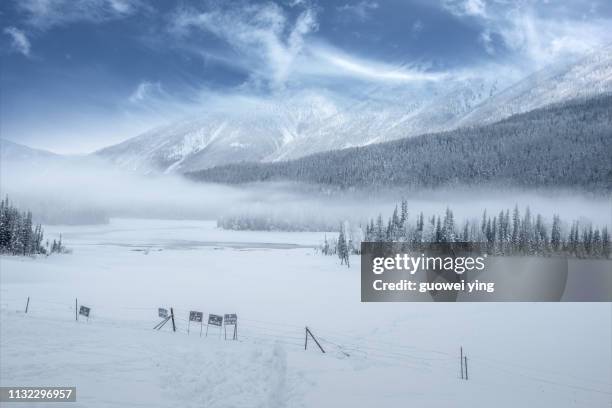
[{"x1": 1, "y1": 294, "x2": 610, "y2": 398}]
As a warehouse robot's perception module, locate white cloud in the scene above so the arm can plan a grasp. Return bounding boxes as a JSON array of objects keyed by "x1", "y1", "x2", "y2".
[
  {"x1": 336, "y1": 1, "x2": 379, "y2": 21},
  {"x1": 479, "y1": 29, "x2": 494, "y2": 55},
  {"x1": 305, "y1": 45, "x2": 445, "y2": 82},
  {"x1": 412, "y1": 20, "x2": 424, "y2": 34},
  {"x1": 171, "y1": 3, "x2": 318, "y2": 89},
  {"x1": 171, "y1": 3, "x2": 447, "y2": 88},
  {"x1": 497, "y1": 10, "x2": 612, "y2": 68},
  {"x1": 464, "y1": 0, "x2": 486, "y2": 17},
  {"x1": 16, "y1": 0, "x2": 140, "y2": 29},
  {"x1": 3, "y1": 27, "x2": 31, "y2": 56},
  {"x1": 443, "y1": 0, "x2": 486, "y2": 18},
  {"x1": 128, "y1": 81, "x2": 164, "y2": 104},
  {"x1": 443, "y1": 0, "x2": 612, "y2": 69}
]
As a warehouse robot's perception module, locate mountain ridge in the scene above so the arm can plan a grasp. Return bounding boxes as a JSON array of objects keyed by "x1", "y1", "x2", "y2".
[{"x1": 186, "y1": 94, "x2": 612, "y2": 191}]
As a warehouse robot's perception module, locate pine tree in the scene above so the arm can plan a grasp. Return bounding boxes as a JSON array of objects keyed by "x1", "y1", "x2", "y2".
[
  {"x1": 551, "y1": 215, "x2": 561, "y2": 251},
  {"x1": 375, "y1": 214, "x2": 384, "y2": 242},
  {"x1": 435, "y1": 216, "x2": 442, "y2": 243},
  {"x1": 497, "y1": 210, "x2": 505, "y2": 252},
  {"x1": 592, "y1": 229, "x2": 601, "y2": 257},
  {"x1": 511, "y1": 205, "x2": 520, "y2": 251},
  {"x1": 520, "y1": 207, "x2": 533, "y2": 254},
  {"x1": 481, "y1": 210, "x2": 488, "y2": 237},
  {"x1": 462, "y1": 221, "x2": 469, "y2": 242},
  {"x1": 22, "y1": 211, "x2": 33, "y2": 255},
  {"x1": 602, "y1": 227, "x2": 610, "y2": 258},
  {"x1": 391, "y1": 206, "x2": 400, "y2": 236},
  {"x1": 337, "y1": 225, "x2": 349, "y2": 267},
  {"x1": 417, "y1": 212, "x2": 424, "y2": 232},
  {"x1": 442, "y1": 207, "x2": 455, "y2": 243},
  {"x1": 400, "y1": 199, "x2": 408, "y2": 226}
]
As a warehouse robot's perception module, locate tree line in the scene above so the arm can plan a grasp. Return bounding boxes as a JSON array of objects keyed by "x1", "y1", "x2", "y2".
[
  {"x1": 324, "y1": 199, "x2": 610, "y2": 265},
  {"x1": 217, "y1": 213, "x2": 336, "y2": 232},
  {"x1": 188, "y1": 95, "x2": 612, "y2": 192},
  {"x1": 0, "y1": 196, "x2": 66, "y2": 256}
]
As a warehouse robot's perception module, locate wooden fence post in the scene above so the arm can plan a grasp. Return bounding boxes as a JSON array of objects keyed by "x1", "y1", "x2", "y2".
[
  {"x1": 170, "y1": 307, "x2": 176, "y2": 332},
  {"x1": 25, "y1": 297, "x2": 30, "y2": 314},
  {"x1": 460, "y1": 346, "x2": 464, "y2": 380}
]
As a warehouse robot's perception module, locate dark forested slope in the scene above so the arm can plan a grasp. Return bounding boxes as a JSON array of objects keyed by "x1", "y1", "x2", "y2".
[{"x1": 187, "y1": 96, "x2": 612, "y2": 191}]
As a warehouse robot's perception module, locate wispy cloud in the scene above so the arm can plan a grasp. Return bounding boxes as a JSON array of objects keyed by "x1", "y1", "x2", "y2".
[
  {"x1": 170, "y1": 2, "x2": 445, "y2": 89},
  {"x1": 128, "y1": 81, "x2": 165, "y2": 104},
  {"x1": 479, "y1": 29, "x2": 494, "y2": 55},
  {"x1": 171, "y1": 2, "x2": 317, "y2": 90},
  {"x1": 304, "y1": 45, "x2": 445, "y2": 82},
  {"x1": 443, "y1": 0, "x2": 612, "y2": 69},
  {"x1": 496, "y1": 11, "x2": 612, "y2": 68},
  {"x1": 412, "y1": 20, "x2": 424, "y2": 35},
  {"x1": 15, "y1": 0, "x2": 141, "y2": 30},
  {"x1": 336, "y1": 1, "x2": 379, "y2": 21},
  {"x1": 3, "y1": 27, "x2": 31, "y2": 56}
]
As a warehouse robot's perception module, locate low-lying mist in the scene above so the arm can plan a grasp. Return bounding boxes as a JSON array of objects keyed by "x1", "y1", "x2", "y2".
[{"x1": 1, "y1": 158, "x2": 610, "y2": 230}]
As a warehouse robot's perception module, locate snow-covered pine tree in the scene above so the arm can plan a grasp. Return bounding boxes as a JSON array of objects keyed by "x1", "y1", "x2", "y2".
[
  {"x1": 551, "y1": 215, "x2": 562, "y2": 252},
  {"x1": 442, "y1": 207, "x2": 455, "y2": 243},
  {"x1": 337, "y1": 225, "x2": 349, "y2": 267},
  {"x1": 435, "y1": 216, "x2": 442, "y2": 243},
  {"x1": 602, "y1": 227, "x2": 610, "y2": 258},
  {"x1": 511, "y1": 205, "x2": 520, "y2": 252},
  {"x1": 400, "y1": 199, "x2": 408, "y2": 226},
  {"x1": 375, "y1": 214, "x2": 385, "y2": 242}
]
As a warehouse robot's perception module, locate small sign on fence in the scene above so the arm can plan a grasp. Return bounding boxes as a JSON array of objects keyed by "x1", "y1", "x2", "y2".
[
  {"x1": 188, "y1": 311, "x2": 204, "y2": 336},
  {"x1": 79, "y1": 306, "x2": 90, "y2": 317},
  {"x1": 224, "y1": 314, "x2": 238, "y2": 340},
  {"x1": 154, "y1": 307, "x2": 173, "y2": 331},
  {"x1": 208, "y1": 314, "x2": 223, "y2": 326},
  {"x1": 206, "y1": 314, "x2": 223, "y2": 337},
  {"x1": 189, "y1": 311, "x2": 203, "y2": 322}
]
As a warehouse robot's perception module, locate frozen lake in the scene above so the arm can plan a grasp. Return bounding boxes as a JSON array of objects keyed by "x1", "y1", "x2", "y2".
[{"x1": 1, "y1": 218, "x2": 610, "y2": 407}]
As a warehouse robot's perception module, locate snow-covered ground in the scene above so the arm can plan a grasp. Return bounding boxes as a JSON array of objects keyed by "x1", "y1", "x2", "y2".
[{"x1": 1, "y1": 219, "x2": 611, "y2": 407}]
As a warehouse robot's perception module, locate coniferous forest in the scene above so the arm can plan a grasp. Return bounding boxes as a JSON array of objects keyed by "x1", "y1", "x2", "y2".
[
  {"x1": 326, "y1": 199, "x2": 610, "y2": 264},
  {"x1": 188, "y1": 95, "x2": 612, "y2": 192},
  {"x1": 0, "y1": 196, "x2": 66, "y2": 256}
]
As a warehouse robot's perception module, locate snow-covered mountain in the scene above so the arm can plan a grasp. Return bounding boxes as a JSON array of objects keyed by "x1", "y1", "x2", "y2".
[
  {"x1": 269, "y1": 78, "x2": 500, "y2": 161},
  {"x1": 95, "y1": 93, "x2": 340, "y2": 174},
  {"x1": 94, "y1": 80, "x2": 501, "y2": 173},
  {"x1": 94, "y1": 46, "x2": 612, "y2": 174},
  {"x1": 0, "y1": 138, "x2": 59, "y2": 163},
  {"x1": 459, "y1": 44, "x2": 612, "y2": 126}
]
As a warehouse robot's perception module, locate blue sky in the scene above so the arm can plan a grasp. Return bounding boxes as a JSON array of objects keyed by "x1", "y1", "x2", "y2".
[{"x1": 2, "y1": 0, "x2": 612, "y2": 153}]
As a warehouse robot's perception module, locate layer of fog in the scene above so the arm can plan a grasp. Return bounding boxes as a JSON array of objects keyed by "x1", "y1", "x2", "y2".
[{"x1": 1, "y1": 158, "x2": 610, "y2": 230}]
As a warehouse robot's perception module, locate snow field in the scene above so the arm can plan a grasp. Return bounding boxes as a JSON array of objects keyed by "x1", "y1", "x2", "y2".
[{"x1": 1, "y1": 219, "x2": 610, "y2": 407}]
